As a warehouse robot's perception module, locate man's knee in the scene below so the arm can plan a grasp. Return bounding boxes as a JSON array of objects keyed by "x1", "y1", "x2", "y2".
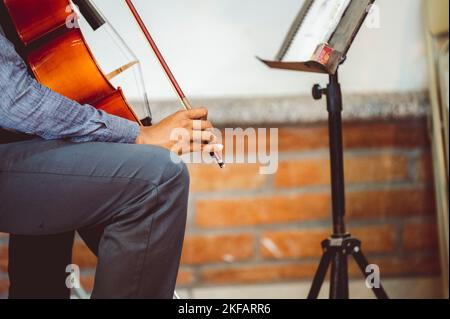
[
  {"x1": 139, "y1": 147, "x2": 189, "y2": 231},
  {"x1": 160, "y1": 152, "x2": 190, "y2": 189},
  {"x1": 138, "y1": 145, "x2": 190, "y2": 189}
]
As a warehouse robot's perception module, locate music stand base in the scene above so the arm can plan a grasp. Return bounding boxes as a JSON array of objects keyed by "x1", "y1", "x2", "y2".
[{"x1": 307, "y1": 235, "x2": 388, "y2": 299}]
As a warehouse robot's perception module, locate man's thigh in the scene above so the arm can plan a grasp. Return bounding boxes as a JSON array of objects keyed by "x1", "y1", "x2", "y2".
[{"x1": 0, "y1": 138, "x2": 178, "y2": 235}]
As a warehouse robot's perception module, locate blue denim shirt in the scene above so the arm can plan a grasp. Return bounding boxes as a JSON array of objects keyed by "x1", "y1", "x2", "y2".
[{"x1": 0, "y1": 31, "x2": 140, "y2": 143}]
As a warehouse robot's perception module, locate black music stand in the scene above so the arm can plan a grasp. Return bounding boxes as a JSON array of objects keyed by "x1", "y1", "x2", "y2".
[{"x1": 258, "y1": 0, "x2": 388, "y2": 299}]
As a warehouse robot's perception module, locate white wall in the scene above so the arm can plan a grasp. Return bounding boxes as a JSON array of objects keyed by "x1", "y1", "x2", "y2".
[{"x1": 90, "y1": 0, "x2": 428, "y2": 100}]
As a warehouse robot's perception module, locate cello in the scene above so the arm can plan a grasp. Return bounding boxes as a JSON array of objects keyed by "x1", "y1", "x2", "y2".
[
  {"x1": 0, "y1": 0, "x2": 223, "y2": 166},
  {"x1": 0, "y1": 0, "x2": 152, "y2": 126}
]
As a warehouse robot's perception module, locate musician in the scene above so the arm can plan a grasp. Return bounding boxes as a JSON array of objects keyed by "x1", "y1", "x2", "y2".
[{"x1": 0, "y1": 23, "x2": 220, "y2": 299}]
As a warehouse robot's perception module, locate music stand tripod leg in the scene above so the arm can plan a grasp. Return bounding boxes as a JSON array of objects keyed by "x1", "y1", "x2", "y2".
[
  {"x1": 307, "y1": 240, "x2": 333, "y2": 299},
  {"x1": 352, "y1": 246, "x2": 389, "y2": 299},
  {"x1": 330, "y1": 246, "x2": 349, "y2": 299}
]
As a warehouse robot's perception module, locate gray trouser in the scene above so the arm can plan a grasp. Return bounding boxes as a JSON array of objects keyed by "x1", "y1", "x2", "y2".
[{"x1": 0, "y1": 138, "x2": 189, "y2": 299}]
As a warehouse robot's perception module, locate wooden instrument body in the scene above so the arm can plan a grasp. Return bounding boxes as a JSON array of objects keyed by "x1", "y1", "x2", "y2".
[{"x1": 2, "y1": 0, "x2": 141, "y2": 123}]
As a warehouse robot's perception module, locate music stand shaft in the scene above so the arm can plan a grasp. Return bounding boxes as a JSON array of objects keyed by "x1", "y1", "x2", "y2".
[
  {"x1": 308, "y1": 70, "x2": 389, "y2": 299},
  {"x1": 326, "y1": 73, "x2": 346, "y2": 236}
]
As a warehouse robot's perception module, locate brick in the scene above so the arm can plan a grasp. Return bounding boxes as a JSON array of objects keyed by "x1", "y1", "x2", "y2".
[
  {"x1": 196, "y1": 193, "x2": 331, "y2": 228},
  {"x1": 201, "y1": 255, "x2": 440, "y2": 285},
  {"x1": 261, "y1": 229, "x2": 328, "y2": 259},
  {"x1": 275, "y1": 158, "x2": 330, "y2": 188},
  {"x1": 278, "y1": 120, "x2": 428, "y2": 152},
  {"x1": 275, "y1": 154, "x2": 409, "y2": 188},
  {"x1": 278, "y1": 126, "x2": 329, "y2": 151},
  {"x1": 188, "y1": 163, "x2": 267, "y2": 192},
  {"x1": 80, "y1": 275, "x2": 94, "y2": 292},
  {"x1": 201, "y1": 263, "x2": 318, "y2": 284},
  {"x1": 196, "y1": 188, "x2": 434, "y2": 228},
  {"x1": 219, "y1": 128, "x2": 274, "y2": 155},
  {"x1": 418, "y1": 152, "x2": 433, "y2": 182},
  {"x1": 0, "y1": 278, "x2": 9, "y2": 295},
  {"x1": 177, "y1": 269, "x2": 194, "y2": 286},
  {"x1": 342, "y1": 120, "x2": 429, "y2": 149},
  {"x1": 181, "y1": 234, "x2": 254, "y2": 265},
  {"x1": 402, "y1": 222, "x2": 439, "y2": 251},
  {"x1": 351, "y1": 226, "x2": 397, "y2": 253},
  {"x1": 348, "y1": 256, "x2": 441, "y2": 278},
  {"x1": 261, "y1": 225, "x2": 396, "y2": 259},
  {"x1": 192, "y1": 120, "x2": 428, "y2": 185},
  {"x1": 347, "y1": 188, "x2": 435, "y2": 219},
  {"x1": 72, "y1": 243, "x2": 97, "y2": 268},
  {"x1": 0, "y1": 245, "x2": 7, "y2": 273}
]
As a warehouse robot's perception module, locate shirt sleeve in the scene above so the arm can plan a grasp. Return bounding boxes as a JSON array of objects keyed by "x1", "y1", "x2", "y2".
[{"x1": 0, "y1": 33, "x2": 140, "y2": 144}]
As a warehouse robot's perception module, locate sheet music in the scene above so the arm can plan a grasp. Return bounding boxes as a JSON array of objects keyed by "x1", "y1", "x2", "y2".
[{"x1": 283, "y1": 0, "x2": 351, "y2": 62}]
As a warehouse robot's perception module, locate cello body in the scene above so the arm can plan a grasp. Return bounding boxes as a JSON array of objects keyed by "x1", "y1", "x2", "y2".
[{"x1": 1, "y1": 0, "x2": 142, "y2": 123}]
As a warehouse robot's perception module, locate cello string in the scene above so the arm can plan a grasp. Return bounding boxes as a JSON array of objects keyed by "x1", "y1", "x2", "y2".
[{"x1": 81, "y1": 0, "x2": 153, "y2": 121}]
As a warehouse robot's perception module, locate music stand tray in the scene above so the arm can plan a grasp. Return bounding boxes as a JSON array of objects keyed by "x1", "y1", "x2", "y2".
[
  {"x1": 259, "y1": 0, "x2": 375, "y2": 75},
  {"x1": 258, "y1": 0, "x2": 388, "y2": 299}
]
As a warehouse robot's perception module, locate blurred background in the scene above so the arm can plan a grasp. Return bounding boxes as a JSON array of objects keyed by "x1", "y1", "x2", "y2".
[{"x1": 0, "y1": 0, "x2": 448, "y2": 299}]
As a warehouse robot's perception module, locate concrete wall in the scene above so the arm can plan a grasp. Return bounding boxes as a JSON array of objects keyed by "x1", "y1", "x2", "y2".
[{"x1": 89, "y1": 0, "x2": 428, "y2": 100}]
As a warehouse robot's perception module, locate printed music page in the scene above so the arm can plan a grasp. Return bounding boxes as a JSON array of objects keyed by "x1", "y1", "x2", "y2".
[{"x1": 283, "y1": 0, "x2": 351, "y2": 62}]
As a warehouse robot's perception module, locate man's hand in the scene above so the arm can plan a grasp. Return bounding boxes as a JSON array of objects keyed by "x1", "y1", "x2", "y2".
[{"x1": 135, "y1": 107, "x2": 223, "y2": 155}]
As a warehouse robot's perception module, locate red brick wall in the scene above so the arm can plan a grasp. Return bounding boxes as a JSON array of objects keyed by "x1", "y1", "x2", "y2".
[{"x1": 0, "y1": 118, "x2": 440, "y2": 295}]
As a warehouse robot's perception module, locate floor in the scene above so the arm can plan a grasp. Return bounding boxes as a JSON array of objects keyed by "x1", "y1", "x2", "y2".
[{"x1": 176, "y1": 277, "x2": 444, "y2": 299}]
